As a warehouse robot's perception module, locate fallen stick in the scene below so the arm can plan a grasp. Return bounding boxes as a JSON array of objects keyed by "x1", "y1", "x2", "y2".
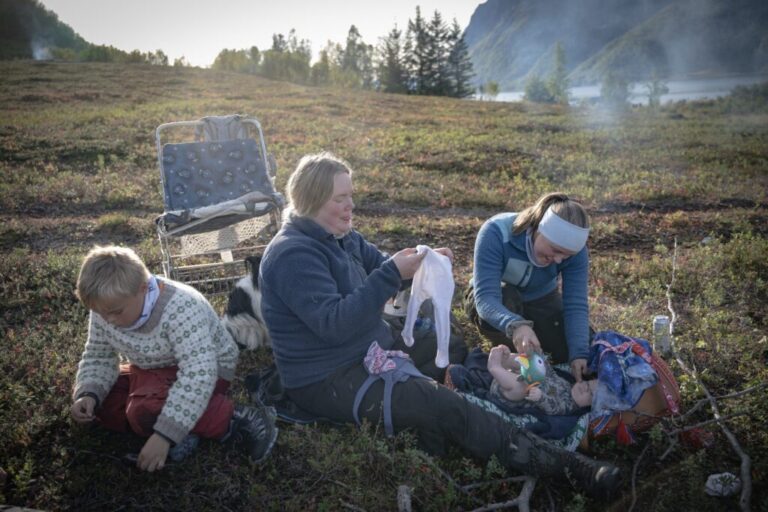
[{"x1": 665, "y1": 238, "x2": 752, "y2": 511}]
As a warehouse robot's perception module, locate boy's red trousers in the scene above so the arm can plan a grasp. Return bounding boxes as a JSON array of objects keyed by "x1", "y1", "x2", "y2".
[{"x1": 96, "y1": 364, "x2": 234, "y2": 440}]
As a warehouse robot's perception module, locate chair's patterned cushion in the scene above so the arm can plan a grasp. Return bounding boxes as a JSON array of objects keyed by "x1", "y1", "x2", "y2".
[{"x1": 162, "y1": 138, "x2": 273, "y2": 211}]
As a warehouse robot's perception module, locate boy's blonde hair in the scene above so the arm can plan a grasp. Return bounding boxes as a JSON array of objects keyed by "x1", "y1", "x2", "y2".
[
  {"x1": 286, "y1": 152, "x2": 352, "y2": 218},
  {"x1": 512, "y1": 192, "x2": 589, "y2": 235},
  {"x1": 76, "y1": 245, "x2": 151, "y2": 308}
]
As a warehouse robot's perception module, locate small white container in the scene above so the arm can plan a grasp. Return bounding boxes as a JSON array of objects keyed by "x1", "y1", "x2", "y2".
[{"x1": 652, "y1": 315, "x2": 671, "y2": 356}]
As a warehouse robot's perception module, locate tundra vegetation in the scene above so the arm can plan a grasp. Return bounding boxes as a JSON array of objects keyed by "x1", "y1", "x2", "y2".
[{"x1": 0, "y1": 60, "x2": 766, "y2": 511}]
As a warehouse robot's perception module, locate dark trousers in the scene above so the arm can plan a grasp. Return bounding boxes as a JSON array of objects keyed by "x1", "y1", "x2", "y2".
[
  {"x1": 286, "y1": 360, "x2": 514, "y2": 459},
  {"x1": 97, "y1": 364, "x2": 234, "y2": 440},
  {"x1": 464, "y1": 283, "x2": 570, "y2": 364}
]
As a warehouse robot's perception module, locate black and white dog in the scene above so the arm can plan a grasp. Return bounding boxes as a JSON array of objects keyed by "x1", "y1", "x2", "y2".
[{"x1": 222, "y1": 255, "x2": 271, "y2": 350}]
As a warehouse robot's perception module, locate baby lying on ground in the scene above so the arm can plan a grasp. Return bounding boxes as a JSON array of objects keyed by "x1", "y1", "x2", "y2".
[{"x1": 487, "y1": 345, "x2": 596, "y2": 415}]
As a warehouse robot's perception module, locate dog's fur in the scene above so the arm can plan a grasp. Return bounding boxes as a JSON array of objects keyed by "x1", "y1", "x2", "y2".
[{"x1": 222, "y1": 256, "x2": 270, "y2": 350}]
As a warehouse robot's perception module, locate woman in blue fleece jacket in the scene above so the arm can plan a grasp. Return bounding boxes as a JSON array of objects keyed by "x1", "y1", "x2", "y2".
[
  {"x1": 258, "y1": 153, "x2": 620, "y2": 498},
  {"x1": 465, "y1": 192, "x2": 592, "y2": 381}
]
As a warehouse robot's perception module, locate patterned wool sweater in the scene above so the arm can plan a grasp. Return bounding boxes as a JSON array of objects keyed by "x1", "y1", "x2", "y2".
[{"x1": 73, "y1": 278, "x2": 239, "y2": 443}]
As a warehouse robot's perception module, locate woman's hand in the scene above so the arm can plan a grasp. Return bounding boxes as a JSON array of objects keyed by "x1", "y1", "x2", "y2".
[
  {"x1": 391, "y1": 247, "x2": 426, "y2": 280},
  {"x1": 511, "y1": 324, "x2": 542, "y2": 355},
  {"x1": 570, "y1": 358, "x2": 588, "y2": 382},
  {"x1": 70, "y1": 396, "x2": 96, "y2": 424},
  {"x1": 433, "y1": 247, "x2": 454, "y2": 263},
  {"x1": 137, "y1": 433, "x2": 171, "y2": 472}
]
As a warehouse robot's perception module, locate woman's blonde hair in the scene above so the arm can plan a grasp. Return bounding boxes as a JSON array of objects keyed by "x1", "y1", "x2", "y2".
[
  {"x1": 512, "y1": 192, "x2": 589, "y2": 235},
  {"x1": 286, "y1": 152, "x2": 352, "y2": 218},
  {"x1": 76, "y1": 245, "x2": 150, "y2": 308}
]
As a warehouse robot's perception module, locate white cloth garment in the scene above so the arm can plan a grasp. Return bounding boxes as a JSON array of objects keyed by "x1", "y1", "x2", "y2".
[
  {"x1": 401, "y1": 245, "x2": 454, "y2": 368},
  {"x1": 124, "y1": 275, "x2": 160, "y2": 331}
]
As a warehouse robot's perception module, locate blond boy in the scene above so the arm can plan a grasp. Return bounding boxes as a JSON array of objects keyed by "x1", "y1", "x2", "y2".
[{"x1": 71, "y1": 245, "x2": 276, "y2": 470}]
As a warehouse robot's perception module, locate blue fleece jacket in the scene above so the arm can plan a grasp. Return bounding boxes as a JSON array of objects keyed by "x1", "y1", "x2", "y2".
[
  {"x1": 472, "y1": 212, "x2": 590, "y2": 362},
  {"x1": 259, "y1": 214, "x2": 403, "y2": 389}
]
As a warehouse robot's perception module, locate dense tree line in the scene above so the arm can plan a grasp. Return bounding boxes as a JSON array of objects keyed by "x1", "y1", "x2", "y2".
[
  {"x1": 0, "y1": 0, "x2": 86, "y2": 60},
  {"x1": 3, "y1": 1, "x2": 472, "y2": 97},
  {"x1": 1, "y1": 0, "x2": 190, "y2": 66},
  {"x1": 48, "y1": 45, "x2": 187, "y2": 66},
  {"x1": 212, "y1": 7, "x2": 475, "y2": 98}
]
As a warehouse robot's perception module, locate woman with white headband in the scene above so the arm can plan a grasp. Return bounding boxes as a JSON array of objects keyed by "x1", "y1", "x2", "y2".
[{"x1": 465, "y1": 192, "x2": 592, "y2": 381}]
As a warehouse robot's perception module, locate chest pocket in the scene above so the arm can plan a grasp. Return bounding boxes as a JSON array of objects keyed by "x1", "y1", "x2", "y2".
[
  {"x1": 344, "y1": 242, "x2": 368, "y2": 285},
  {"x1": 501, "y1": 258, "x2": 534, "y2": 288}
]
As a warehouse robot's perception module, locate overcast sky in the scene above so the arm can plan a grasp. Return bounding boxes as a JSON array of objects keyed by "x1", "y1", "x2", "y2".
[{"x1": 39, "y1": 0, "x2": 480, "y2": 67}]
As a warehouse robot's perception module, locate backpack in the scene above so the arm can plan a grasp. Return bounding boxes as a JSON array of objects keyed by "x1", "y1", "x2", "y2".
[{"x1": 588, "y1": 331, "x2": 681, "y2": 445}]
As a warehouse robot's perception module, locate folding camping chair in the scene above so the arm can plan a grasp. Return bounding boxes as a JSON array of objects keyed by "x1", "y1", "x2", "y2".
[{"x1": 155, "y1": 114, "x2": 284, "y2": 296}]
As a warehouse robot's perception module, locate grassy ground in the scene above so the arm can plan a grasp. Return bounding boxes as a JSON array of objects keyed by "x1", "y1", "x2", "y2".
[{"x1": 1, "y1": 60, "x2": 767, "y2": 511}]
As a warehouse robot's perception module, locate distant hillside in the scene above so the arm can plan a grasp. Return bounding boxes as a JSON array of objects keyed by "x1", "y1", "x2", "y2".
[
  {"x1": 465, "y1": 0, "x2": 768, "y2": 89},
  {"x1": 0, "y1": 0, "x2": 88, "y2": 59},
  {"x1": 569, "y1": 0, "x2": 768, "y2": 84}
]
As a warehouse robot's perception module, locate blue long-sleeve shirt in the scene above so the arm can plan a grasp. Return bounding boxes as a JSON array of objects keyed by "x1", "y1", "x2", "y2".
[
  {"x1": 472, "y1": 212, "x2": 590, "y2": 362},
  {"x1": 259, "y1": 214, "x2": 402, "y2": 389}
]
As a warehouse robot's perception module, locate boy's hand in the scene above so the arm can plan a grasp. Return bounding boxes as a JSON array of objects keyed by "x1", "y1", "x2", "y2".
[
  {"x1": 525, "y1": 386, "x2": 543, "y2": 402},
  {"x1": 137, "y1": 433, "x2": 171, "y2": 472},
  {"x1": 71, "y1": 396, "x2": 96, "y2": 424}
]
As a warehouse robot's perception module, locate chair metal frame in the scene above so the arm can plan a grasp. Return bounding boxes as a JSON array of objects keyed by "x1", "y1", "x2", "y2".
[{"x1": 155, "y1": 116, "x2": 281, "y2": 296}]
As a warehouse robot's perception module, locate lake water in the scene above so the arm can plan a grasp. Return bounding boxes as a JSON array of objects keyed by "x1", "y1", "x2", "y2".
[{"x1": 493, "y1": 75, "x2": 768, "y2": 105}]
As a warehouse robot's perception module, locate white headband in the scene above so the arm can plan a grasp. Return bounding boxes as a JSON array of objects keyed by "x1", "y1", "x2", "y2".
[{"x1": 537, "y1": 206, "x2": 590, "y2": 253}]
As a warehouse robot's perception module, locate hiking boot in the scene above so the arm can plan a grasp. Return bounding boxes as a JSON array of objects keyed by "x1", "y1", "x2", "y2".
[
  {"x1": 502, "y1": 429, "x2": 621, "y2": 500},
  {"x1": 224, "y1": 404, "x2": 278, "y2": 463},
  {"x1": 561, "y1": 449, "x2": 621, "y2": 500}
]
